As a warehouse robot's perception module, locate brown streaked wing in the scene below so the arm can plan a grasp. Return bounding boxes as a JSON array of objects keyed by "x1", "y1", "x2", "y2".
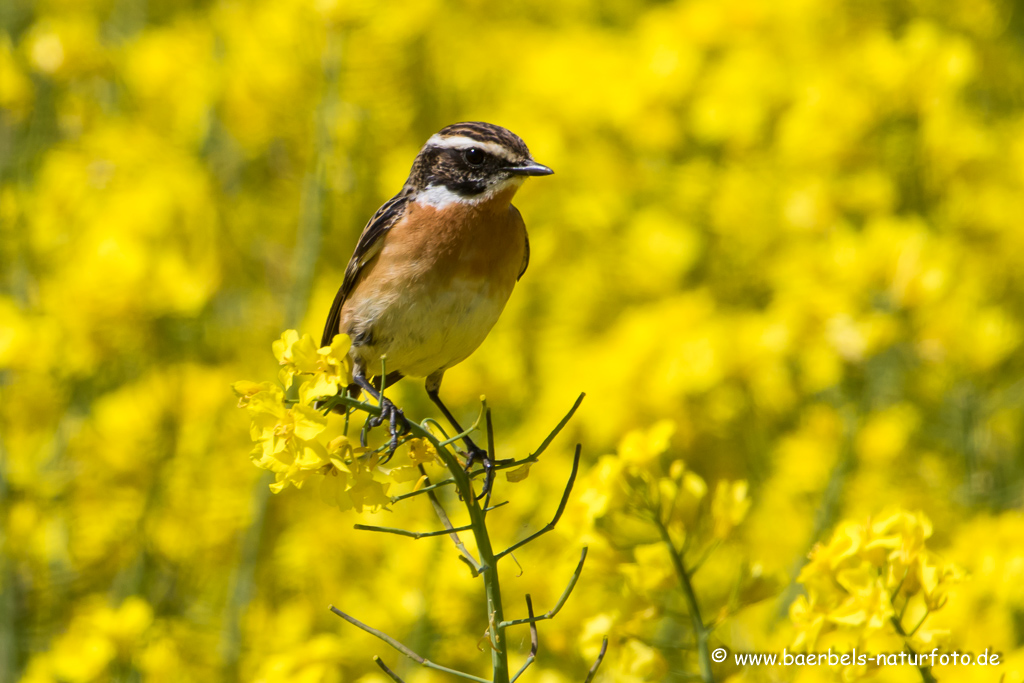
[
  {"x1": 518, "y1": 230, "x2": 530, "y2": 281},
  {"x1": 511, "y1": 205, "x2": 529, "y2": 281},
  {"x1": 320, "y1": 192, "x2": 410, "y2": 347}
]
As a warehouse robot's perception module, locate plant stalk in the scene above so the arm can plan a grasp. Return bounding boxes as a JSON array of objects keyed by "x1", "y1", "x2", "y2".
[{"x1": 656, "y1": 517, "x2": 714, "y2": 683}]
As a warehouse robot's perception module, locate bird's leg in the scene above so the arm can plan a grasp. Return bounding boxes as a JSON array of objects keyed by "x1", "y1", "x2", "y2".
[
  {"x1": 425, "y1": 379, "x2": 495, "y2": 498},
  {"x1": 352, "y1": 363, "x2": 407, "y2": 461}
]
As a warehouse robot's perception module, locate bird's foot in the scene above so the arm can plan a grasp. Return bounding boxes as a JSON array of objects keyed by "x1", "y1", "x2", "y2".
[
  {"x1": 462, "y1": 444, "x2": 496, "y2": 501},
  {"x1": 364, "y1": 396, "x2": 408, "y2": 462}
]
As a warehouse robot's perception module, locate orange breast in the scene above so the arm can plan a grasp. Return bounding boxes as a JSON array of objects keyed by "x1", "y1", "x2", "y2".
[
  {"x1": 390, "y1": 192, "x2": 526, "y2": 285},
  {"x1": 345, "y1": 189, "x2": 526, "y2": 309},
  {"x1": 337, "y1": 189, "x2": 528, "y2": 377}
]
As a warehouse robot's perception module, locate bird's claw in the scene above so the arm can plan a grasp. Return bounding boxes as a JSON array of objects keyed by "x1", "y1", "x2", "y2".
[
  {"x1": 463, "y1": 444, "x2": 496, "y2": 501},
  {"x1": 364, "y1": 397, "x2": 408, "y2": 462}
]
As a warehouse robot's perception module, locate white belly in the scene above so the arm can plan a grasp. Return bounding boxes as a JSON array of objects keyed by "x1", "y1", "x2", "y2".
[{"x1": 353, "y1": 277, "x2": 511, "y2": 378}]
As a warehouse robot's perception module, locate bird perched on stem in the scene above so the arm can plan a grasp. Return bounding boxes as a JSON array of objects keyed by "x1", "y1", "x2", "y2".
[{"x1": 321, "y1": 121, "x2": 553, "y2": 495}]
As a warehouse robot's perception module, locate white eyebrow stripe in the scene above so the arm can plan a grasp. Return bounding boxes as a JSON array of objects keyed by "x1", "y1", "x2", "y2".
[{"x1": 425, "y1": 135, "x2": 513, "y2": 161}]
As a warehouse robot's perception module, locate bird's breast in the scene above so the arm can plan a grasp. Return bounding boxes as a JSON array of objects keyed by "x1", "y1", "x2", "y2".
[
  {"x1": 403, "y1": 193, "x2": 525, "y2": 281},
  {"x1": 341, "y1": 194, "x2": 527, "y2": 378}
]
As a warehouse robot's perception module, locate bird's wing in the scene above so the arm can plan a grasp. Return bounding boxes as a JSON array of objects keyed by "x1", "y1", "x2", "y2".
[
  {"x1": 518, "y1": 231, "x2": 530, "y2": 281},
  {"x1": 512, "y1": 205, "x2": 529, "y2": 281},
  {"x1": 321, "y1": 193, "x2": 410, "y2": 347}
]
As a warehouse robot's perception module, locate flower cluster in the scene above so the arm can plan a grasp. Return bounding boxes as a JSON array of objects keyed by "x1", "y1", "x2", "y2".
[
  {"x1": 233, "y1": 330, "x2": 439, "y2": 512},
  {"x1": 791, "y1": 509, "x2": 962, "y2": 678},
  {"x1": 19, "y1": 597, "x2": 158, "y2": 683},
  {"x1": 271, "y1": 330, "x2": 352, "y2": 405},
  {"x1": 573, "y1": 422, "x2": 768, "y2": 680}
]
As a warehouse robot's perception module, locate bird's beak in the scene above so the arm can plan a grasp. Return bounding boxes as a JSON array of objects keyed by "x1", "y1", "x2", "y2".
[{"x1": 505, "y1": 160, "x2": 554, "y2": 176}]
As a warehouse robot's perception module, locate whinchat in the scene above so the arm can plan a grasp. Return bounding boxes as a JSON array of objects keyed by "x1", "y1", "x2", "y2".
[{"x1": 320, "y1": 121, "x2": 552, "y2": 492}]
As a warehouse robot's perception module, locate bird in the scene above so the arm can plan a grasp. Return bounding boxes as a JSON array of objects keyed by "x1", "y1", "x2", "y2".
[{"x1": 320, "y1": 121, "x2": 553, "y2": 493}]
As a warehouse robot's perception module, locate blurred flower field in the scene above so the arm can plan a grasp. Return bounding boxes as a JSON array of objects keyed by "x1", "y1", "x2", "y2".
[{"x1": 3, "y1": 0, "x2": 1024, "y2": 680}]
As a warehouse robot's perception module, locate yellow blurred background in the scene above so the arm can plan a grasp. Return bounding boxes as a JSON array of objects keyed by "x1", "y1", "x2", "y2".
[{"x1": 2, "y1": 0, "x2": 1024, "y2": 681}]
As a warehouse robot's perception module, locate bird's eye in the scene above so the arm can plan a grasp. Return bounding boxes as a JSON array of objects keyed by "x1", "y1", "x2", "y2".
[{"x1": 464, "y1": 148, "x2": 485, "y2": 166}]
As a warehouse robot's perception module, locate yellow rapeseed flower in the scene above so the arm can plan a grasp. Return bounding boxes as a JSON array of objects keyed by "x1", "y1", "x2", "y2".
[
  {"x1": 710, "y1": 479, "x2": 750, "y2": 539},
  {"x1": 272, "y1": 329, "x2": 352, "y2": 404},
  {"x1": 792, "y1": 507, "x2": 963, "y2": 671}
]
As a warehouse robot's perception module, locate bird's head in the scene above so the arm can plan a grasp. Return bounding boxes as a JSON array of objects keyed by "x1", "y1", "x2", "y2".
[{"x1": 407, "y1": 122, "x2": 553, "y2": 208}]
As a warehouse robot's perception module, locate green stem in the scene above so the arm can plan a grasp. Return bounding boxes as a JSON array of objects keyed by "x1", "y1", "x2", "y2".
[
  {"x1": 655, "y1": 517, "x2": 714, "y2": 683},
  {"x1": 321, "y1": 392, "x2": 591, "y2": 682},
  {"x1": 417, "y1": 467, "x2": 483, "y2": 574},
  {"x1": 353, "y1": 523, "x2": 475, "y2": 539},
  {"x1": 425, "y1": 421, "x2": 510, "y2": 679},
  {"x1": 326, "y1": 393, "x2": 512, "y2": 680},
  {"x1": 583, "y1": 637, "x2": 609, "y2": 683},
  {"x1": 499, "y1": 547, "x2": 587, "y2": 628},
  {"x1": 330, "y1": 606, "x2": 490, "y2": 683},
  {"x1": 462, "y1": 474, "x2": 510, "y2": 682},
  {"x1": 373, "y1": 656, "x2": 407, "y2": 683},
  {"x1": 509, "y1": 595, "x2": 537, "y2": 683},
  {"x1": 890, "y1": 615, "x2": 937, "y2": 683},
  {"x1": 495, "y1": 445, "x2": 580, "y2": 560}
]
